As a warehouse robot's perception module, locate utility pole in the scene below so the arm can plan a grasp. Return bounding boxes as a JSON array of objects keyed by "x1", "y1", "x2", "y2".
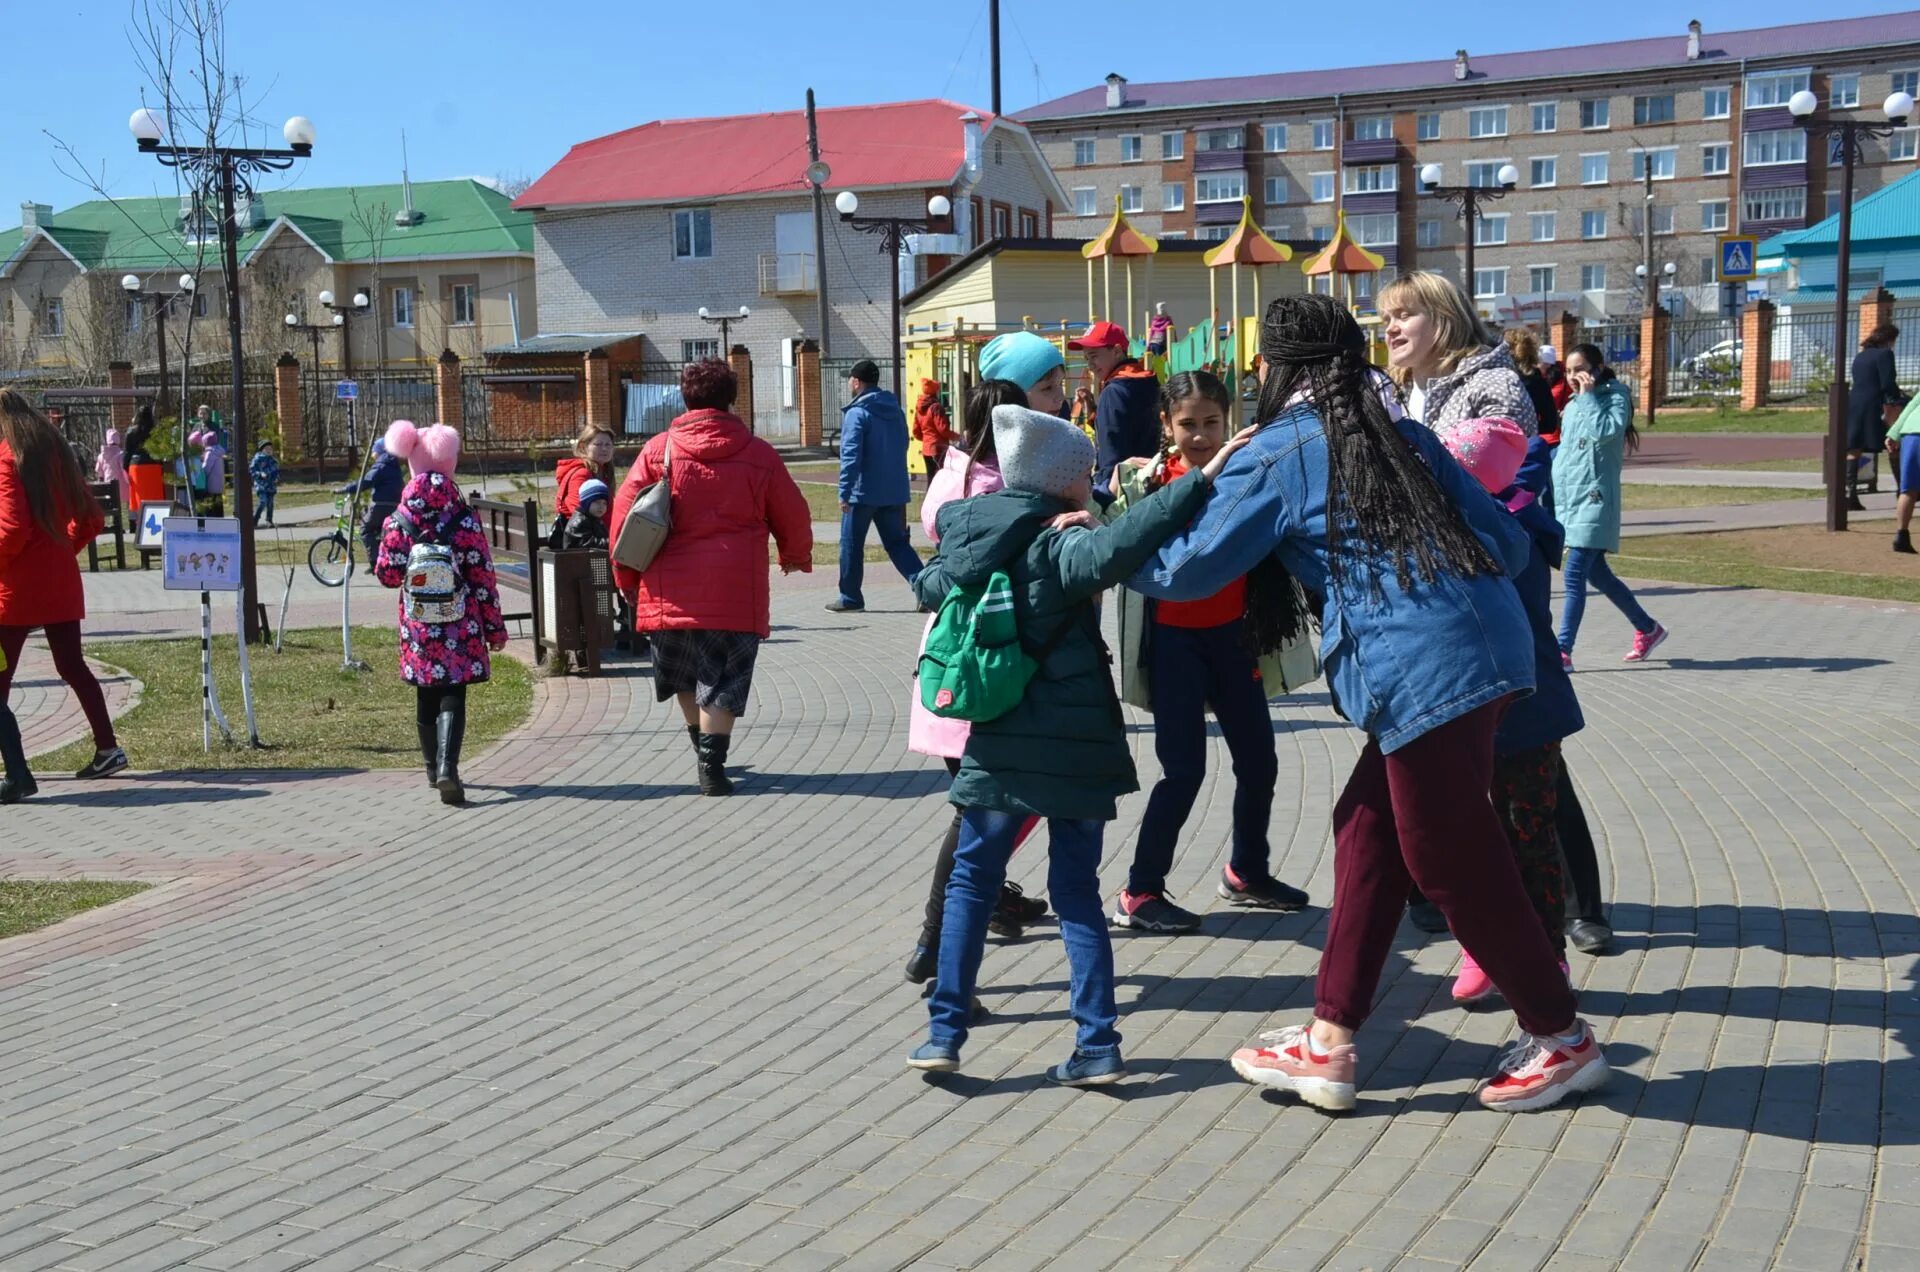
[
  {"x1": 989, "y1": 0, "x2": 1002, "y2": 116},
  {"x1": 1641, "y1": 161, "x2": 1659, "y2": 434},
  {"x1": 806, "y1": 90, "x2": 833, "y2": 361}
]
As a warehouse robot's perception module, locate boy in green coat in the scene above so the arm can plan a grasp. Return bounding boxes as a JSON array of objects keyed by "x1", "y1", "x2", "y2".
[{"x1": 906, "y1": 404, "x2": 1248, "y2": 1085}]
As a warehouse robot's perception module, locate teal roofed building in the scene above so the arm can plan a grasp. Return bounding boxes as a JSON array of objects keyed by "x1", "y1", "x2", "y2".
[
  {"x1": 0, "y1": 178, "x2": 536, "y2": 376},
  {"x1": 1758, "y1": 168, "x2": 1920, "y2": 302}
]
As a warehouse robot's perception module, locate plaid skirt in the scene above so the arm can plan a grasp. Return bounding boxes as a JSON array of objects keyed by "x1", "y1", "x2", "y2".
[{"x1": 649, "y1": 628, "x2": 761, "y2": 716}]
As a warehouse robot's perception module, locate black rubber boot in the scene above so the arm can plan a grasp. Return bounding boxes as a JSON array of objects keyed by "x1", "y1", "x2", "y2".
[
  {"x1": 1895, "y1": 529, "x2": 1916, "y2": 554},
  {"x1": 696, "y1": 732, "x2": 733, "y2": 796},
  {"x1": 436, "y1": 689, "x2": 467, "y2": 805},
  {"x1": 416, "y1": 691, "x2": 440, "y2": 788},
  {"x1": 0, "y1": 707, "x2": 36, "y2": 805},
  {"x1": 686, "y1": 723, "x2": 701, "y2": 752}
]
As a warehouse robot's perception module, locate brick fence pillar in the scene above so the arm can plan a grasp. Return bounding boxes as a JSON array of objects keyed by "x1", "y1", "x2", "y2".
[
  {"x1": 436, "y1": 348, "x2": 464, "y2": 431},
  {"x1": 1739, "y1": 300, "x2": 1775, "y2": 411},
  {"x1": 583, "y1": 349, "x2": 613, "y2": 432},
  {"x1": 273, "y1": 351, "x2": 304, "y2": 458},
  {"x1": 108, "y1": 361, "x2": 136, "y2": 432},
  {"x1": 796, "y1": 340, "x2": 823, "y2": 447},
  {"x1": 1636, "y1": 309, "x2": 1670, "y2": 416},
  {"x1": 1553, "y1": 312, "x2": 1581, "y2": 362},
  {"x1": 1859, "y1": 287, "x2": 1896, "y2": 344},
  {"x1": 728, "y1": 344, "x2": 755, "y2": 434}
]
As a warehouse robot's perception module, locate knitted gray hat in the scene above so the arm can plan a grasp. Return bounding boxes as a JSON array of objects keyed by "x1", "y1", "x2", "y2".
[{"x1": 992, "y1": 404, "x2": 1095, "y2": 500}]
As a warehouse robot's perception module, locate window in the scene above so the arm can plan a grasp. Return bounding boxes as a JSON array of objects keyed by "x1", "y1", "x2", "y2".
[
  {"x1": 1161, "y1": 230, "x2": 1187, "y2": 240},
  {"x1": 1310, "y1": 172, "x2": 1335, "y2": 203},
  {"x1": 450, "y1": 283, "x2": 476, "y2": 326},
  {"x1": 1703, "y1": 87, "x2": 1730, "y2": 120},
  {"x1": 1581, "y1": 263, "x2": 1607, "y2": 291},
  {"x1": 1262, "y1": 222, "x2": 1291, "y2": 241},
  {"x1": 681, "y1": 339, "x2": 720, "y2": 361},
  {"x1": 39, "y1": 297, "x2": 63, "y2": 336},
  {"x1": 1120, "y1": 185, "x2": 1143, "y2": 214},
  {"x1": 1581, "y1": 153, "x2": 1610, "y2": 184},
  {"x1": 1344, "y1": 164, "x2": 1397, "y2": 194},
  {"x1": 1701, "y1": 143, "x2": 1730, "y2": 176},
  {"x1": 1530, "y1": 211, "x2": 1557, "y2": 241},
  {"x1": 1532, "y1": 102, "x2": 1558, "y2": 133},
  {"x1": 1311, "y1": 119, "x2": 1335, "y2": 150},
  {"x1": 1473, "y1": 267, "x2": 1508, "y2": 297},
  {"x1": 1631, "y1": 147, "x2": 1677, "y2": 181},
  {"x1": 1417, "y1": 112, "x2": 1441, "y2": 141},
  {"x1": 1826, "y1": 189, "x2": 1842, "y2": 219},
  {"x1": 191, "y1": 290, "x2": 208, "y2": 318},
  {"x1": 1198, "y1": 128, "x2": 1243, "y2": 151},
  {"x1": 1198, "y1": 226, "x2": 1232, "y2": 242},
  {"x1": 125, "y1": 298, "x2": 143, "y2": 331},
  {"x1": 990, "y1": 204, "x2": 1011, "y2": 238},
  {"x1": 1892, "y1": 128, "x2": 1919, "y2": 161},
  {"x1": 1745, "y1": 69, "x2": 1810, "y2": 108},
  {"x1": 1896, "y1": 71, "x2": 1920, "y2": 99},
  {"x1": 1468, "y1": 106, "x2": 1509, "y2": 138},
  {"x1": 1744, "y1": 128, "x2": 1806, "y2": 166},
  {"x1": 1631, "y1": 205, "x2": 1676, "y2": 236},
  {"x1": 1312, "y1": 224, "x2": 1335, "y2": 243},
  {"x1": 1195, "y1": 173, "x2": 1245, "y2": 202},
  {"x1": 1581, "y1": 210, "x2": 1608, "y2": 239},
  {"x1": 1528, "y1": 265, "x2": 1556, "y2": 294},
  {"x1": 1529, "y1": 157, "x2": 1557, "y2": 187},
  {"x1": 1744, "y1": 186, "x2": 1806, "y2": 222},
  {"x1": 1475, "y1": 213, "x2": 1509, "y2": 246},
  {"x1": 1120, "y1": 135, "x2": 1143, "y2": 163},
  {"x1": 1466, "y1": 160, "x2": 1507, "y2": 188},
  {"x1": 1353, "y1": 272, "x2": 1377, "y2": 305},
  {"x1": 1019, "y1": 209, "x2": 1039, "y2": 236},
  {"x1": 1579, "y1": 98, "x2": 1610, "y2": 129},
  {"x1": 1350, "y1": 213, "x2": 1397, "y2": 246},
  {"x1": 1072, "y1": 187, "x2": 1098, "y2": 216},
  {"x1": 1161, "y1": 131, "x2": 1184, "y2": 159},
  {"x1": 1633, "y1": 94, "x2": 1676, "y2": 125},
  {"x1": 1265, "y1": 123, "x2": 1288, "y2": 152},
  {"x1": 1073, "y1": 138, "x2": 1096, "y2": 165},
  {"x1": 1701, "y1": 199, "x2": 1729, "y2": 231},
  {"x1": 1417, "y1": 219, "x2": 1442, "y2": 248},
  {"x1": 1698, "y1": 256, "x2": 1716, "y2": 285},
  {"x1": 1163, "y1": 183, "x2": 1186, "y2": 212},
  {"x1": 1353, "y1": 114, "x2": 1393, "y2": 140},
  {"x1": 1263, "y1": 176, "x2": 1288, "y2": 205},
  {"x1": 1830, "y1": 73, "x2": 1860, "y2": 109},
  {"x1": 391, "y1": 286, "x2": 414, "y2": 328},
  {"x1": 672, "y1": 208, "x2": 713, "y2": 259}
]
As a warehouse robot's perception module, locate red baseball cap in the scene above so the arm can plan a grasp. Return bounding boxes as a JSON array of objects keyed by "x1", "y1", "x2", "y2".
[{"x1": 1067, "y1": 321, "x2": 1129, "y2": 351}]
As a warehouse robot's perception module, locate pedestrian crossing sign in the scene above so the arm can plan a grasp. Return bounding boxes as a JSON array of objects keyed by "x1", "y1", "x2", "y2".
[{"x1": 1718, "y1": 236, "x2": 1758, "y2": 282}]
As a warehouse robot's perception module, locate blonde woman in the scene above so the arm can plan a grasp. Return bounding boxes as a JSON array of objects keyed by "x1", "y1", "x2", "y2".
[{"x1": 1380, "y1": 271, "x2": 1537, "y2": 439}]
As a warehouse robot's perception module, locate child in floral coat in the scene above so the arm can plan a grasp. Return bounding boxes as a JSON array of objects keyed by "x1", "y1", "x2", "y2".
[{"x1": 373, "y1": 420, "x2": 508, "y2": 805}]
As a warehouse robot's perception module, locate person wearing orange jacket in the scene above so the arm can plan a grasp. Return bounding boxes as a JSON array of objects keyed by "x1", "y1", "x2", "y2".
[{"x1": 911, "y1": 379, "x2": 954, "y2": 485}]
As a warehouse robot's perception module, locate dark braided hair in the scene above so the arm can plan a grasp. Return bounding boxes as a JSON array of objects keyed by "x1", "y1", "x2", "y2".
[{"x1": 1254, "y1": 293, "x2": 1503, "y2": 597}]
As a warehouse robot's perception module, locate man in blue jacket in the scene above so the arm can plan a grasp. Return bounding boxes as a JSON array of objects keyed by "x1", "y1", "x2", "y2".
[
  {"x1": 829, "y1": 360, "x2": 922, "y2": 613},
  {"x1": 1070, "y1": 321, "x2": 1162, "y2": 491},
  {"x1": 338, "y1": 437, "x2": 404, "y2": 564}
]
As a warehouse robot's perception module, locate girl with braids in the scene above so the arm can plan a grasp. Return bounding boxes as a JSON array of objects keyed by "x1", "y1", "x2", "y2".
[
  {"x1": 1129, "y1": 294, "x2": 1609, "y2": 1114},
  {"x1": 1106, "y1": 371, "x2": 1311, "y2": 933}
]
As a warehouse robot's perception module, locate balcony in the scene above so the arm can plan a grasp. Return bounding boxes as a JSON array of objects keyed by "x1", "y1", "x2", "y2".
[
  {"x1": 1194, "y1": 147, "x2": 1246, "y2": 172},
  {"x1": 1194, "y1": 200, "x2": 1244, "y2": 226},
  {"x1": 1342, "y1": 137, "x2": 1400, "y2": 165},
  {"x1": 758, "y1": 253, "x2": 817, "y2": 297}
]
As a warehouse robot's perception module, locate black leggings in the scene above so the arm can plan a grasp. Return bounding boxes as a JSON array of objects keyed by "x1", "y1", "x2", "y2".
[
  {"x1": 1556, "y1": 762, "x2": 1607, "y2": 925},
  {"x1": 416, "y1": 683, "x2": 467, "y2": 742}
]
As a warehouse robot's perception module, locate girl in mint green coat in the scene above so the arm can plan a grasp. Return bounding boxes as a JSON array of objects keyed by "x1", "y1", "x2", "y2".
[{"x1": 1552, "y1": 344, "x2": 1667, "y2": 667}]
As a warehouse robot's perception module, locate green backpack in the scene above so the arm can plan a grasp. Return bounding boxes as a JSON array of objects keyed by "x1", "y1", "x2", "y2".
[{"x1": 917, "y1": 570, "x2": 1075, "y2": 723}]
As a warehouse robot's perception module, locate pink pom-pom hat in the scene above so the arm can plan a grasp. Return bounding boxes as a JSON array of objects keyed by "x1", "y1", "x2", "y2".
[
  {"x1": 382, "y1": 419, "x2": 462, "y2": 478},
  {"x1": 1440, "y1": 417, "x2": 1528, "y2": 495}
]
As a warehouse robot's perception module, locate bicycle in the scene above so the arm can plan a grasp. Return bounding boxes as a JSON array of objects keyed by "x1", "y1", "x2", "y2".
[{"x1": 308, "y1": 495, "x2": 362, "y2": 587}]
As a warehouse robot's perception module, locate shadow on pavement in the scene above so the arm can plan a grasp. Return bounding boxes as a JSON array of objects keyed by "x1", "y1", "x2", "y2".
[{"x1": 1661, "y1": 655, "x2": 1891, "y2": 674}]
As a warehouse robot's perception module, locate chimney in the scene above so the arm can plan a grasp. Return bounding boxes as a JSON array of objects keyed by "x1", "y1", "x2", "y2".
[
  {"x1": 1686, "y1": 20, "x2": 1702, "y2": 61},
  {"x1": 960, "y1": 111, "x2": 983, "y2": 178},
  {"x1": 1105, "y1": 72, "x2": 1127, "y2": 110},
  {"x1": 20, "y1": 201, "x2": 52, "y2": 229},
  {"x1": 1454, "y1": 50, "x2": 1470, "y2": 81}
]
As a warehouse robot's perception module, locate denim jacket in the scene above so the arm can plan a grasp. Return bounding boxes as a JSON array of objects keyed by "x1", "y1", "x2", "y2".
[{"x1": 1128, "y1": 402, "x2": 1535, "y2": 753}]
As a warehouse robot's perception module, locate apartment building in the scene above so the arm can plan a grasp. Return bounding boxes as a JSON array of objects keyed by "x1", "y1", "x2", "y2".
[{"x1": 1020, "y1": 13, "x2": 1920, "y2": 321}]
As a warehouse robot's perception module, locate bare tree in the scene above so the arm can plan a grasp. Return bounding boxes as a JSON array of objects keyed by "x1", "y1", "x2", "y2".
[
  {"x1": 490, "y1": 171, "x2": 534, "y2": 200},
  {"x1": 346, "y1": 190, "x2": 392, "y2": 424}
]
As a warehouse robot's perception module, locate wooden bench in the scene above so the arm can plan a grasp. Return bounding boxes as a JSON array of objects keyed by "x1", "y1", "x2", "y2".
[
  {"x1": 471, "y1": 497, "x2": 547, "y2": 663},
  {"x1": 86, "y1": 482, "x2": 128, "y2": 572}
]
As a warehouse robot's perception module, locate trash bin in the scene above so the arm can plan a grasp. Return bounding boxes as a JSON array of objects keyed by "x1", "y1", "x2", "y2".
[
  {"x1": 128, "y1": 460, "x2": 166, "y2": 513},
  {"x1": 540, "y1": 549, "x2": 616, "y2": 674}
]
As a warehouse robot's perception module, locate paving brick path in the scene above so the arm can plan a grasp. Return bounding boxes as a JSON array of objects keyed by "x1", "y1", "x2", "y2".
[{"x1": 1, "y1": 565, "x2": 1916, "y2": 1271}]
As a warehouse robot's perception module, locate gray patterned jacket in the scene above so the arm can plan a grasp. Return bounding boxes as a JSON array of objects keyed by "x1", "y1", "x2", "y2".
[{"x1": 1410, "y1": 343, "x2": 1539, "y2": 444}]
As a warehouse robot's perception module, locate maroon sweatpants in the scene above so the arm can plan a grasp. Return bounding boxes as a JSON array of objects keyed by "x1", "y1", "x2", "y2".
[
  {"x1": 0, "y1": 622, "x2": 118, "y2": 752},
  {"x1": 1316, "y1": 698, "x2": 1577, "y2": 1039}
]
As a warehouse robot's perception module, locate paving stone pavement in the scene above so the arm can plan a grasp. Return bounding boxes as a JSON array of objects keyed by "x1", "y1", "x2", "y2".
[{"x1": 2, "y1": 565, "x2": 1918, "y2": 1271}]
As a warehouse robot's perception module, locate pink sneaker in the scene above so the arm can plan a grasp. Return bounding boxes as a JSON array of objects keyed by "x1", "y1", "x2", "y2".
[
  {"x1": 1623, "y1": 623, "x2": 1669, "y2": 663},
  {"x1": 1229, "y1": 1022, "x2": 1357, "y2": 1111},
  {"x1": 1477, "y1": 1019, "x2": 1610, "y2": 1112},
  {"x1": 1452, "y1": 951, "x2": 1497, "y2": 1004}
]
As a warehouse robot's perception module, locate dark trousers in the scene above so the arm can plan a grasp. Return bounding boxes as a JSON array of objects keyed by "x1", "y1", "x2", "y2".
[
  {"x1": 1318, "y1": 700, "x2": 1578, "y2": 1038},
  {"x1": 362, "y1": 501, "x2": 397, "y2": 565},
  {"x1": 1493, "y1": 743, "x2": 1567, "y2": 956},
  {"x1": 0, "y1": 622, "x2": 116, "y2": 752},
  {"x1": 1556, "y1": 763, "x2": 1607, "y2": 924},
  {"x1": 922, "y1": 455, "x2": 941, "y2": 481},
  {"x1": 837, "y1": 503, "x2": 921, "y2": 608},
  {"x1": 1128, "y1": 619, "x2": 1277, "y2": 895}
]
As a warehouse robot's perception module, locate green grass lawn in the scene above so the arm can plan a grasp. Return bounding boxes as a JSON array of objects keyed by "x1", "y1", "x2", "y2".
[
  {"x1": 791, "y1": 478, "x2": 927, "y2": 526},
  {"x1": 1614, "y1": 524, "x2": 1920, "y2": 604},
  {"x1": 0, "y1": 881, "x2": 152, "y2": 940},
  {"x1": 1619, "y1": 484, "x2": 1818, "y2": 511},
  {"x1": 39, "y1": 627, "x2": 532, "y2": 772},
  {"x1": 1646, "y1": 408, "x2": 1825, "y2": 434},
  {"x1": 1697, "y1": 457, "x2": 1825, "y2": 473}
]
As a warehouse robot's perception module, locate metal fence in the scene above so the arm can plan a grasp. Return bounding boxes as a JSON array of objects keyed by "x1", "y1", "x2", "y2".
[
  {"x1": 1581, "y1": 321, "x2": 1641, "y2": 398},
  {"x1": 622, "y1": 361, "x2": 689, "y2": 438},
  {"x1": 1665, "y1": 315, "x2": 1741, "y2": 403},
  {"x1": 1893, "y1": 305, "x2": 1920, "y2": 384},
  {"x1": 1769, "y1": 307, "x2": 1856, "y2": 403},
  {"x1": 463, "y1": 364, "x2": 584, "y2": 454}
]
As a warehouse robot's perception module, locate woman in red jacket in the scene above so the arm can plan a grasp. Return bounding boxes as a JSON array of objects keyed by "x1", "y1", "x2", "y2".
[
  {"x1": 0, "y1": 390, "x2": 127, "y2": 802},
  {"x1": 611, "y1": 360, "x2": 812, "y2": 796}
]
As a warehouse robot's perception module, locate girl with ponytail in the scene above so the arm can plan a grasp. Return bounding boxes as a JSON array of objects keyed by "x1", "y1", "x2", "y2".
[{"x1": 1128, "y1": 294, "x2": 1610, "y2": 1117}]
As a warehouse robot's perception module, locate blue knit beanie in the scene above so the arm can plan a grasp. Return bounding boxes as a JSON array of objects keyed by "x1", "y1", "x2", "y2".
[
  {"x1": 977, "y1": 332, "x2": 1065, "y2": 392},
  {"x1": 577, "y1": 479, "x2": 611, "y2": 510}
]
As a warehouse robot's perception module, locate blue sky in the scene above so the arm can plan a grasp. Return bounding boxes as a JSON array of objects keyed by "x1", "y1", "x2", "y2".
[{"x1": 2, "y1": 0, "x2": 1903, "y2": 219}]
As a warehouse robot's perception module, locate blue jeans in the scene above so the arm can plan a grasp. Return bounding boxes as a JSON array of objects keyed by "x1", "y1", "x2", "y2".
[
  {"x1": 929, "y1": 809, "x2": 1120, "y2": 1057},
  {"x1": 1558, "y1": 547, "x2": 1654, "y2": 653},
  {"x1": 253, "y1": 492, "x2": 276, "y2": 526},
  {"x1": 837, "y1": 503, "x2": 921, "y2": 607},
  {"x1": 1130, "y1": 619, "x2": 1277, "y2": 896}
]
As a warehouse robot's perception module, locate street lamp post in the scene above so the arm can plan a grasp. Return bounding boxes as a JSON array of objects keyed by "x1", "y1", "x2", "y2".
[
  {"x1": 315, "y1": 290, "x2": 373, "y2": 468},
  {"x1": 1419, "y1": 163, "x2": 1518, "y2": 305},
  {"x1": 120, "y1": 272, "x2": 195, "y2": 416},
  {"x1": 1789, "y1": 88, "x2": 1915, "y2": 531},
  {"x1": 697, "y1": 305, "x2": 751, "y2": 351},
  {"x1": 284, "y1": 308, "x2": 335, "y2": 479},
  {"x1": 835, "y1": 191, "x2": 953, "y2": 402},
  {"x1": 131, "y1": 106, "x2": 315, "y2": 642}
]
